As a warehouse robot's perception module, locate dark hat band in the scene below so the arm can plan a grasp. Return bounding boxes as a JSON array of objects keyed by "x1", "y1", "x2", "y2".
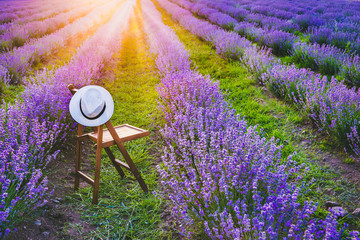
[{"x1": 79, "y1": 99, "x2": 107, "y2": 120}]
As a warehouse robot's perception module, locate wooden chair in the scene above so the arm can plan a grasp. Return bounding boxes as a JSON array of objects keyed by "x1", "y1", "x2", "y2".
[{"x1": 68, "y1": 84, "x2": 149, "y2": 204}]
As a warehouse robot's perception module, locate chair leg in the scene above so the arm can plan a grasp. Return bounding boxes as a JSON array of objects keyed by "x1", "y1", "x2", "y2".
[
  {"x1": 75, "y1": 125, "x2": 83, "y2": 190},
  {"x1": 104, "y1": 147, "x2": 126, "y2": 178},
  {"x1": 92, "y1": 125, "x2": 103, "y2": 205},
  {"x1": 105, "y1": 121, "x2": 148, "y2": 193},
  {"x1": 117, "y1": 143, "x2": 148, "y2": 193}
]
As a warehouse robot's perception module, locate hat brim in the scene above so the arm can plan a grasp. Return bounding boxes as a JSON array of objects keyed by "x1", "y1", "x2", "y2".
[{"x1": 69, "y1": 85, "x2": 114, "y2": 127}]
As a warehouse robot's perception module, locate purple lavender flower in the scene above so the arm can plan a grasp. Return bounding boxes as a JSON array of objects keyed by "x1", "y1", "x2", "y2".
[{"x1": 294, "y1": 13, "x2": 325, "y2": 31}]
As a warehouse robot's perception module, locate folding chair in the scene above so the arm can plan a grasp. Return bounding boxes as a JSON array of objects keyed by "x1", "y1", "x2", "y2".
[{"x1": 68, "y1": 84, "x2": 149, "y2": 204}]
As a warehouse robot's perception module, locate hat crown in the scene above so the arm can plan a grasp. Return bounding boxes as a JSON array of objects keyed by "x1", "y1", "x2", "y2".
[
  {"x1": 80, "y1": 88, "x2": 105, "y2": 119},
  {"x1": 69, "y1": 85, "x2": 114, "y2": 127}
]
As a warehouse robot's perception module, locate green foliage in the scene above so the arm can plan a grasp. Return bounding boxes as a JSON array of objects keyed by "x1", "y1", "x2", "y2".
[
  {"x1": 12, "y1": 36, "x2": 26, "y2": 48},
  {"x1": 344, "y1": 157, "x2": 355, "y2": 164},
  {"x1": 0, "y1": 41, "x2": 10, "y2": 52},
  {"x1": 1, "y1": 84, "x2": 25, "y2": 103},
  {"x1": 0, "y1": 81, "x2": 4, "y2": 97},
  {"x1": 299, "y1": 33, "x2": 311, "y2": 44},
  {"x1": 222, "y1": 22, "x2": 234, "y2": 31}
]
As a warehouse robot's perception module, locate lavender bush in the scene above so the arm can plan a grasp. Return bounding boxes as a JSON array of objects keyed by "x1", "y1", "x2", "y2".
[
  {"x1": 306, "y1": 78, "x2": 360, "y2": 154},
  {"x1": 308, "y1": 26, "x2": 359, "y2": 53},
  {"x1": 257, "y1": 60, "x2": 360, "y2": 158},
  {"x1": 0, "y1": 101, "x2": 60, "y2": 238},
  {"x1": 291, "y1": 42, "x2": 352, "y2": 79},
  {"x1": 261, "y1": 64, "x2": 323, "y2": 108},
  {"x1": 241, "y1": 46, "x2": 279, "y2": 83},
  {"x1": 341, "y1": 60, "x2": 360, "y2": 89},
  {"x1": 260, "y1": 30, "x2": 295, "y2": 56},
  {"x1": 293, "y1": 13, "x2": 325, "y2": 32},
  {"x1": 157, "y1": 69, "x2": 333, "y2": 239}
]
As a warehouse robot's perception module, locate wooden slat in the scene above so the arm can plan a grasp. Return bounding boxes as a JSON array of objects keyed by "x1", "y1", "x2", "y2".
[
  {"x1": 104, "y1": 147, "x2": 125, "y2": 178},
  {"x1": 77, "y1": 171, "x2": 94, "y2": 186},
  {"x1": 113, "y1": 159, "x2": 130, "y2": 170},
  {"x1": 77, "y1": 133, "x2": 90, "y2": 142},
  {"x1": 87, "y1": 124, "x2": 149, "y2": 147},
  {"x1": 67, "y1": 84, "x2": 78, "y2": 95},
  {"x1": 122, "y1": 124, "x2": 149, "y2": 133}
]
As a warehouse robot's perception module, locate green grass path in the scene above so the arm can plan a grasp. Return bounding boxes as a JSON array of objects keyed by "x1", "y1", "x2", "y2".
[{"x1": 65, "y1": 2, "x2": 169, "y2": 239}]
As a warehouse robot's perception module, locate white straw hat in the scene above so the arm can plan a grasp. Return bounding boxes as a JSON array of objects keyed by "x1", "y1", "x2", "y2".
[{"x1": 69, "y1": 85, "x2": 114, "y2": 127}]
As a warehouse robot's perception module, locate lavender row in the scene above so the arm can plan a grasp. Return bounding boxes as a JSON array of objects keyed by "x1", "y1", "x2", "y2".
[
  {"x1": 291, "y1": 42, "x2": 360, "y2": 88},
  {"x1": 227, "y1": 0, "x2": 360, "y2": 52},
  {"x1": 193, "y1": 0, "x2": 357, "y2": 55},
  {"x1": 171, "y1": 0, "x2": 296, "y2": 57},
  {"x1": 0, "y1": 0, "x2": 118, "y2": 85},
  {"x1": 179, "y1": 0, "x2": 360, "y2": 82},
  {"x1": 176, "y1": 0, "x2": 300, "y2": 34},
  {"x1": 15, "y1": 0, "x2": 96, "y2": 25},
  {"x1": 0, "y1": 0, "x2": 101, "y2": 52},
  {"x1": 308, "y1": 23, "x2": 360, "y2": 55},
  {"x1": 202, "y1": 0, "x2": 300, "y2": 33},
  {"x1": 0, "y1": 0, "x2": 52, "y2": 15},
  {"x1": 0, "y1": 0, "x2": 135, "y2": 237},
  {"x1": 173, "y1": 0, "x2": 360, "y2": 89},
  {"x1": 145, "y1": 0, "x2": 358, "y2": 238},
  {"x1": 227, "y1": 0, "x2": 360, "y2": 25},
  {"x1": 196, "y1": 0, "x2": 301, "y2": 32},
  {"x1": 156, "y1": 0, "x2": 360, "y2": 158},
  {"x1": 198, "y1": 0, "x2": 360, "y2": 52},
  {"x1": 250, "y1": 49, "x2": 360, "y2": 159},
  {"x1": 154, "y1": 0, "x2": 252, "y2": 61},
  {"x1": 142, "y1": 0, "x2": 191, "y2": 75},
  {"x1": 0, "y1": 1, "x2": 33, "y2": 13},
  {"x1": 0, "y1": 0, "x2": 70, "y2": 24},
  {"x1": 216, "y1": 7, "x2": 360, "y2": 156},
  {"x1": 0, "y1": 0, "x2": 96, "y2": 29},
  {"x1": 230, "y1": 1, "x2": 296, "y2": 20},
  {"x1": 212, "y1": 0, "x2": 360, "y2": 55}
]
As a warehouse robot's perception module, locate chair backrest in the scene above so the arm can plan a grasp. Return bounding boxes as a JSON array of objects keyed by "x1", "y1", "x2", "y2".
[
  {"x1": 67, "y1": 84, "x2": 78, "y2": 95},
  {"x1": 68, "y1": 84, "x2": 101, "y2": 133}
]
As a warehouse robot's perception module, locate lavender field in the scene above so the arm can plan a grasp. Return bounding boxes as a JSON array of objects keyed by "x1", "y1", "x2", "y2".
[{"x1": 1, "y1": 0, "x2": 360, "y2": 239}]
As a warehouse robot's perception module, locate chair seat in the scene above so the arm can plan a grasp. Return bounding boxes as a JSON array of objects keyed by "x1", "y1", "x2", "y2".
[{"x1": 87, "y1": 124, "x2": 149, "y2": 148}]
